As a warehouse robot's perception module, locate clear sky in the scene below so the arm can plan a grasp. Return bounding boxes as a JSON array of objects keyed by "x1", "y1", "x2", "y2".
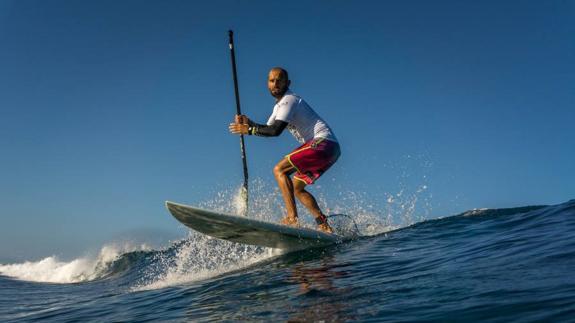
[{"x1": 1, "y1": 0, "x2": 573, "y2": 260}]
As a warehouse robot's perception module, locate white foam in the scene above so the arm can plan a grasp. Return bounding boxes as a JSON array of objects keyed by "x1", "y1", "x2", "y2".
[
  {"x1": 233, "y1": 185, "x2": 248, "y2": 216},
  {"x1": 133, "y1": 233, "x2": 284, "y2": 291},
  {"x1": 0, "y1": 243, "x2": 150, "y2": 284}
]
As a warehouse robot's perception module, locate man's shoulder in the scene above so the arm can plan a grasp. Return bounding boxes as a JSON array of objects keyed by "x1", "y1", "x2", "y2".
[
  {"x1": 284, "y1": 90, "x2": 300, "y2": 98},
  {"x1": 277, "y1": 91, "x2": 301, "y2": 107}
]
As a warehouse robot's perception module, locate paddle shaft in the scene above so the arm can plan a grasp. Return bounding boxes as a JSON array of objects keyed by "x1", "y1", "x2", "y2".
[{"x1": 228, "y1": 30, "x2": 249, "y2": 215}]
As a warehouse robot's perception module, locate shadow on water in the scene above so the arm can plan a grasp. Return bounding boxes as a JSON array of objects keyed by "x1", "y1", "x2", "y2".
[
  {"x1": 282, "y1": 250, "x2": 357, "y2": 322},
  {"x1": 174, "y1": 243, "x2": 357, "y2": 322}
]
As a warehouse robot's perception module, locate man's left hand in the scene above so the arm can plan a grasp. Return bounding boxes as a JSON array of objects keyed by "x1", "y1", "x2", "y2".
[{"x1": 229, "y1": 122, "x2": 249, "y2": 135}]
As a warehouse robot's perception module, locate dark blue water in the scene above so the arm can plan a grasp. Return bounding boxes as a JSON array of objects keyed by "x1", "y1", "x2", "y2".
[{"x1": 1, "y1": 200, "x2": 574, "y2": 322}]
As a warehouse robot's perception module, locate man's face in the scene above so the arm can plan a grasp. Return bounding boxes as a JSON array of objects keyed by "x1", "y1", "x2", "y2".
[{"x1": 268, "y1": 69, "x2": 290, "y2": 99}]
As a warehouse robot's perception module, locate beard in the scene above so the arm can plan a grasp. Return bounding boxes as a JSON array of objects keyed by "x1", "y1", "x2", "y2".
[{"x1": 270, "y1": 87, "x2": 287, "y2": 98}]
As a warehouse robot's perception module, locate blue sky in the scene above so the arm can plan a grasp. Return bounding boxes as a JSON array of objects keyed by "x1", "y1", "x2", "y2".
[{"x1": 1, "y1": 0, "x2": 573, "y2": 260}]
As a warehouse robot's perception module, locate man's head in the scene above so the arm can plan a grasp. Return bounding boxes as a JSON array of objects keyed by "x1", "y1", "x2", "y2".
[{"x1": 268, "y1": 67, "x2": 291, "y2": 99}]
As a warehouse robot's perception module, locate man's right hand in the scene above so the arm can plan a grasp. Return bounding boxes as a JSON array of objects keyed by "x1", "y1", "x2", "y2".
[{"x1": 235, "y1": 114, "x2": 250, "y2": 125}]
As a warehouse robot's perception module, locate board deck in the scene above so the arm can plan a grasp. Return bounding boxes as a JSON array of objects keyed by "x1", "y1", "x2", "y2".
[{"x1": 166, "y1": 201, "x2": 343, "y2": 250}]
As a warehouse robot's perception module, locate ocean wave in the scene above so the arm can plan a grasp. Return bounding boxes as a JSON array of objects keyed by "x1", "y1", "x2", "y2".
[
  {"x1": 0, "y1": 243, "x2": 151, "y2": 284},
  {"x1": 2, "y1": 199, "x2": 574, "y2": 321},
  {"x1": 1, "y1": 196, "x2": 564, "y2": 289}
]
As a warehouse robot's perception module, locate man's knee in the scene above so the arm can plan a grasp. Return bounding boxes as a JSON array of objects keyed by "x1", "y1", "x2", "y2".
[
  {"x1": 273, "y1": 164, "x2": 287, "y2": 178},
  {"x1": 274, "y1": 159, "x2": 294, "y2": 178}
]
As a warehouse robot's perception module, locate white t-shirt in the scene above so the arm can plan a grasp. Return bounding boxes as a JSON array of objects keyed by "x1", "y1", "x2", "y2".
[{"x1": 266, "y1": 91, "x2": 338, "y2": 144}]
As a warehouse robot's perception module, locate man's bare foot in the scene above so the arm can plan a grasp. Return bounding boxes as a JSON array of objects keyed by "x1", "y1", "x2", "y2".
[
  {"x1": 281, "y1": 216, "x2": 298, "y2": 226},
  {"x1": 317, "y1": 222, "x2": 334, "y2": 234}
]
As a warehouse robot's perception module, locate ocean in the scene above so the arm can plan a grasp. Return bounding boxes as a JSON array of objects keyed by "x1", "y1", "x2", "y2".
[{"x1": 1, "y1": 199, "x2": 574, "y2": 322}]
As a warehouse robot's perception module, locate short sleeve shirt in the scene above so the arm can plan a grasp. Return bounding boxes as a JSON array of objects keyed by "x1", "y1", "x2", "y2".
[{"x1": 266, "y1": 91, "x2": 338, "y2": 144}]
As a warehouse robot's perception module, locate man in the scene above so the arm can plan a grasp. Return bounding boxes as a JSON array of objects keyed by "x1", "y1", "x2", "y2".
[{"x1": 229, "y1": 67, "x2": 340, "y2": 233}]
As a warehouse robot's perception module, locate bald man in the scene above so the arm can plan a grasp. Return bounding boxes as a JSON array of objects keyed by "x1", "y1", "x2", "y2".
[{"x1": 229, "y1": 67, "x2": 340, "y2": 233}]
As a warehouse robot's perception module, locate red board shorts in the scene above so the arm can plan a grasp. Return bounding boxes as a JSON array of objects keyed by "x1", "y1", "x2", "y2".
[{"x1": 286, "y1": 138, "x2": 341, "y2": 185}]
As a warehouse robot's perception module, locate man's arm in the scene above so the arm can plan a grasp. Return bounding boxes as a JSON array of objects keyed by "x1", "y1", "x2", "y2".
[
  {"x1": 229, "y1": 115, "x2": 288, "y2": 137},
  {"x1": 249, "y1": 120, "x2": 288, "y2": 137}
]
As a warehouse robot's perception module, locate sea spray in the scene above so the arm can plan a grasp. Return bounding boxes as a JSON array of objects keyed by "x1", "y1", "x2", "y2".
[
  {"x1": 233, "y1": 185, "x2": 249, "y2": 216},
  {"x1": 199, "y1": 178, "x2": 284, "y2": 222},
  {"x1": 133, "y1": 231, "x2": 283, "y2": 291},
  {"x1": 0, "y1": 177, "x2": 432, "y2": 288},
  {"x1": 315, "y1": 182, "x2": 431, "y2": 236},
  {"x1": 204, "y1": 177, "x2": 432, "y2": 236}
]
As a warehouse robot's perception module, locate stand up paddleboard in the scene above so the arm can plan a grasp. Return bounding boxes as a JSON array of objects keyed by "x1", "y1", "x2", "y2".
[{"x1": 166, "y1": 201, "x2": 343, "y2": 250}]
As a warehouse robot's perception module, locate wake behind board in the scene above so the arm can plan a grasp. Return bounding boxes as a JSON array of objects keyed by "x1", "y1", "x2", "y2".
[{"x1": 166, "y1": 201, "x2": 343, "y2": 250}]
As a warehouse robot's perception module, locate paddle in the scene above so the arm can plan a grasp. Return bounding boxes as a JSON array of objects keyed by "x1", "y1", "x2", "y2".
[{"x1": 228, "y1": 30, "x2": 249, "y2": 216}]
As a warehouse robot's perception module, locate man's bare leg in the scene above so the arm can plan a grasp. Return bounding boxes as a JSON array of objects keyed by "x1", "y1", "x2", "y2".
[
  {"x1": 273, "y1": 158, "x2": 298, "y2": 226},
  {"x1": 292, "y1": 178, "x2": 334, "y2": 233}
]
